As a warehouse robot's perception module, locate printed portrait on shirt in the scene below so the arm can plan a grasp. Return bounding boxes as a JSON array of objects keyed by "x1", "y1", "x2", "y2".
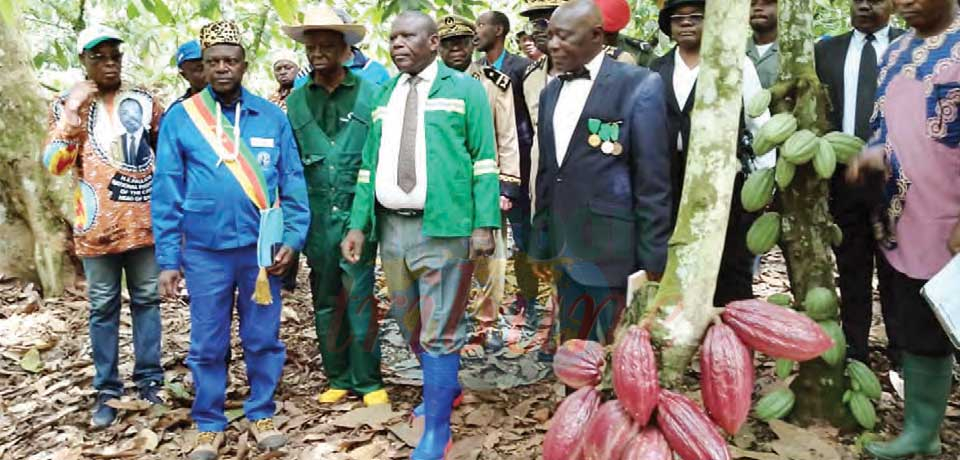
[{"x1": 89, "y1": 89, "x2": 156, "y2": 173}]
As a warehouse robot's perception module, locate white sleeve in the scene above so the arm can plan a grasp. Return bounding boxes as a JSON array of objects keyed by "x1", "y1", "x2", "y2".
[{"x1": 742, "y1": 57, "x2": 775, "y2": 169}]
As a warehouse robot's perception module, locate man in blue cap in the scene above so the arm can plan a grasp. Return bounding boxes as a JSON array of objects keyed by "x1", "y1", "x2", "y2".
[{"x1": 173, "y1": 40, "x2": 206, "y2": 107}]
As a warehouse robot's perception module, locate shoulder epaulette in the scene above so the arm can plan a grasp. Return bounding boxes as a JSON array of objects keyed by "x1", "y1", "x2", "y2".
[
  {"x1": 523, "y1": 57, "x2": 546, "y2": 80},
  {"x1": 482, "y1": 67, "x2": 511, "y2": 91},
  {"x1": 603, "y1": 45, "x2": 623, "y2": 59}
]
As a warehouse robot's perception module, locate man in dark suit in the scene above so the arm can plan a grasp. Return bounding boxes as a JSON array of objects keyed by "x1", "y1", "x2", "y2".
[
  {"x1": 814, "y1": 0, "x2": 903, "y2": 366},
  {"x1": 530, "y1": 0, "x2": 672, "y2": 345},
  {"x1": 476, "y1": 10, "x2": 544, "y2": 330}
]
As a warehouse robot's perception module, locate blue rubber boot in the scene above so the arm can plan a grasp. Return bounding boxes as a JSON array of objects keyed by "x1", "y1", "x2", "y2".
[{"x1": 411, "y1": 353, "x2": 460, "y2": 460}]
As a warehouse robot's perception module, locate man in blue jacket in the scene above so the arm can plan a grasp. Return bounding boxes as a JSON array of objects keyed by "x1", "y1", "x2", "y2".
[{"x1": 151, "y1": 21, "x2": 309, "y2": 460}]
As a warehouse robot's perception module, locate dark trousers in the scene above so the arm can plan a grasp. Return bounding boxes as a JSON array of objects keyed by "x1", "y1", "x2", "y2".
[
  {"x1": 714, "y1": 175, "x2": 756, "y2": 306},
  {"x1": 508, "y1": 189, "x2": 540, "y2": 302},
  {"x1": 876, "y1": 255, "x2": 953, "y2": 358},
  {"x1": 555, "y1": 270, "x2": 625, "y2": 345},
  {"x1": 830, "y1": 171, "x2": 900, "y2": 363}
]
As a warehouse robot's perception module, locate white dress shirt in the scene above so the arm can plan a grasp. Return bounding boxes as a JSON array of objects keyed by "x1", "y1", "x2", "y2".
[
  {"x1": 375, "y1": 58, "x2": 438, "y2": 210},
  {"x1": 553, "y1": 51, "x2": 605, "y2": 166},
  {"x1": 671, "y1": 52, "x2": 772, "y2": 167},
  {"x1": 842, "y1": 26, "x2": 891, "y2": 135}
]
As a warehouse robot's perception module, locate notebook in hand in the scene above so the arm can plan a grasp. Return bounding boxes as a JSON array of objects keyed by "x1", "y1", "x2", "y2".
[{"x1": 921, "y1": 254, "x2": 960, "y2": 350}]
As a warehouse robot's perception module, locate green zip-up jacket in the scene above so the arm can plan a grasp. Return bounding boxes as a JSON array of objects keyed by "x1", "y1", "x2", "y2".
[{"x1": 348, "y1": 60, "x2": 501, "y2": 239}]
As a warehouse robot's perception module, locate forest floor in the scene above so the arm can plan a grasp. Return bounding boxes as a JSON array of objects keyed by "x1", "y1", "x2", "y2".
[{"x1": 0, "y1": 250, "x2": 958, "y2": 460}]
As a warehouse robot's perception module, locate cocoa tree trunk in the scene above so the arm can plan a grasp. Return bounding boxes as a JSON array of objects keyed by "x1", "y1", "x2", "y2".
[
  {"x1": 642, "y1": 0, "x2": 752, "y2": 385},
  {"x1": 0, "y1": 12, "x2": 76, "y2": 295},
  {"x1": 776, "y1": 0, "x2": 852, "y2": 427}
]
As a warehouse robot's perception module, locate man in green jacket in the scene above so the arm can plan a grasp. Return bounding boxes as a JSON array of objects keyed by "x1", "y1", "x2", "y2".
[
  {"x1": 341, "y1": 11, "x2": 499, "y2": 460},
  {"x1": 282, "y1": 4, "x2": 388, "y2": 407}
]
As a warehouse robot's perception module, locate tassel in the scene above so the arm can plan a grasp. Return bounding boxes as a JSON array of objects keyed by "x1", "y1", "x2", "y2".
[{"x1": 252, "y1": 267, "x2": 273, "y2": 305}]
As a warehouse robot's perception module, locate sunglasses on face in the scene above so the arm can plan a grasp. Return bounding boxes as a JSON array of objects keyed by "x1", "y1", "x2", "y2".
[
  {"x1": 670, "y1": 13, "x2": 705, "y2": 24},
  {"x1": 86, "y1": 51, "x2": 124, "y2": 64}
]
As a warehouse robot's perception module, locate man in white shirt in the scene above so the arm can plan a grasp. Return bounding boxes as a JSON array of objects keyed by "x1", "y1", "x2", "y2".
[
  {"x1": 530, "y1": 0, "x2": 673, "y2": 345},
  {"x1": 815, "y1": 0, "x2": 904, "y2": 367}
]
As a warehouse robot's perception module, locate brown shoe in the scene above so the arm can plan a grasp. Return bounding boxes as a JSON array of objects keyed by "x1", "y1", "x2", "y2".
[
  {"x1": 249, "y1": 417, "x2": 287, "y2": 451},
  {"x1": 188, "y1": 431, "x2": 224, "y2": 460}
]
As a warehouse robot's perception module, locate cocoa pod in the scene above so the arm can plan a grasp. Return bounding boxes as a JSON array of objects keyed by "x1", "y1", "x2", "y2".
[
  {"x1": 582, "y1": 400, "x2": 638, "y2": 460},
  {"x1": 658, "y1": 390, "x2": 730, "y2": 460},
  {"x1": 722, "y1": 299, "x2": 834, "y2": 361},
  {"x1": 543, "y1": 386, "x2": 601, "y2": 460},
  {"x1": 700, "y1": 322, "x2": 755, "y2": 435},
  {"x1": 622, "y1": 426, "x2": 673, "y2": 460},
  {"x1": 613, "y1": 326, "x2": 660, "y2": 426},
  {"x1": 754, "y1": 387, "x2": 795, "y2": 421},
  {"x1": 553, "y1": 339, "x2": 606, "y2": 389}
]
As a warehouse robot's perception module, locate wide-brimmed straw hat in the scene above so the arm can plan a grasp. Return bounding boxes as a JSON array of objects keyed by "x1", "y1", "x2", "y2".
[{"x1": 281, "y1": 4, "x2": 366, "y2": 46}]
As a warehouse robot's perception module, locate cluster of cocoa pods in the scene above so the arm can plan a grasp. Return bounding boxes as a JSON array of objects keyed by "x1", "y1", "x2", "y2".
[{"x1": 545, "y1": 299, "x2": 834, "y2": 460}]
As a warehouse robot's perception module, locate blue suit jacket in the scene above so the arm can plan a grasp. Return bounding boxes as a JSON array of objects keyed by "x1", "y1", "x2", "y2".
[
  {"x1": 151, "y1": 86, "x2": 310, "y2": 271},
  {"x1": 531, "y1": 56, "x2": 673, "y2": 288}
]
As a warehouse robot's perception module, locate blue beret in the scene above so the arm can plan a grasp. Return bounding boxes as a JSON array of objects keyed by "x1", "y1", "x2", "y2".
[{"x1": 176, "y1": 40, "x2": 202, "y2": 66}]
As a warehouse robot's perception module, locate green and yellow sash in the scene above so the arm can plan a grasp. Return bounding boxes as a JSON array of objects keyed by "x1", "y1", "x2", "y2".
[{"x1": 182, "y1": 90, "x2": 277, "y2": 305}]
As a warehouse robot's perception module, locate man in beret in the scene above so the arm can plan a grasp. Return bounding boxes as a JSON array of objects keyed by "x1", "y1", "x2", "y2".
[
  {"x1": 152, "y1": 20, "x2": 310, "y2": 459},
  {"x1": 172, "y1": 40, "x2": 206, "y2": 108}
]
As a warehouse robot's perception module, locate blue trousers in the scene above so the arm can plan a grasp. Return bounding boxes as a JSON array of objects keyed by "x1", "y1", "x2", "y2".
[
  {"x1": 183, "y1": 245, "x2": 286, "y2": 432},
  {"x1": 82, "y1": 246, "x2": 163, "y2": 395}
]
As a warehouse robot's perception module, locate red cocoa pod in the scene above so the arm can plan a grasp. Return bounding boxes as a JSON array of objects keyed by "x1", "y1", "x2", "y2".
[
  {"x1": 582, "y1": 400, "x2": 638, "y2": 460},
  {"x1": 622, "y1": 426, "x2": 673, "y2": 460},
  {"x1": 700, "y1": 321, "x2": 754, "y2": 435},
  {"x1": 543, "y1": 386, "x2": 601, "y2": 460},
  {"x1": 721, "y1": 299, "x2": 834, "y2": 361},
  {"x1": 553, "y1": 339, "x2": 606, "y2": 389},
  {"x1": 657, "y1": 390, "x2": 731, "y2": 460},
  {"x1": 613, "y1": 325, "x2": 660, "y2": 426}
]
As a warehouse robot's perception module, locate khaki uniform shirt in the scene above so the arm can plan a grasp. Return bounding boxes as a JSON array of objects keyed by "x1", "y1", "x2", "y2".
[{"x1": 467, "y1": 62, "x2": 521, "y2": 196}]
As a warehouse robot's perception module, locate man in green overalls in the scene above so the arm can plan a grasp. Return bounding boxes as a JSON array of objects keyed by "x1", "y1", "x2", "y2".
[{"x1": 282, "y1": 4, "x2": 388, "y2": 407}]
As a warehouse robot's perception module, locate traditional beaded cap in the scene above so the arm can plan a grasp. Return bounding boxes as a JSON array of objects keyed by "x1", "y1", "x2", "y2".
[{"x1": 200, "y1": 20, "x2": 243, "y2": 50}]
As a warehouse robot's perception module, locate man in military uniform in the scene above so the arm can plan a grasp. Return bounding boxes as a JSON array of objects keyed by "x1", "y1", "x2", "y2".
[
  {"x1": 281, "y1": 3, "x2": 389, "y2": 408},
  {"x1": 340, "y1": 12, "x2": 499, "y2": 459},
  {"x1": 747, "y1": 0, "x2": 780, "y2": 88},
  {"x1": 595, "y1": 0, "x2": 638, "y2": 64},
  {"x1": 438, "y1": 15, "x2": 521, "y2": 353}
]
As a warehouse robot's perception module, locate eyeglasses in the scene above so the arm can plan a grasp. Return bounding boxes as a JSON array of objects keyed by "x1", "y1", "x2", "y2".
[
  {"x1": 86, "y1": 52, "x2": 124, "y2": 64},
  {"x1": 670, "y1": 13, "x2": 705, "y2": 24}
]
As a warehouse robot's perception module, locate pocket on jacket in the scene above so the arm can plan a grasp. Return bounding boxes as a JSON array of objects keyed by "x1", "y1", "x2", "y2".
[
  {"x1": 588, "y1": 200, "x2": 636, "y2": 264},
  {"x1": 183, "y1": 197, "x2": 218, "y2": 247},
  {"x1": 589, "y1": 200, "x2": 636, "y2": 222}
]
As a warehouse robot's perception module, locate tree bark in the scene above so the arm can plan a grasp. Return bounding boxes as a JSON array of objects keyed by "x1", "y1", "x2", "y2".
[
  {"x1": 776, "y1": 0, "x2": 853, "y2": 427},
  {"x1": 0, "y1": 13, "x2": 76, "y2": 295},
  {"x1": 642, "y1": 0, "x2": 751, "y2": 385}
]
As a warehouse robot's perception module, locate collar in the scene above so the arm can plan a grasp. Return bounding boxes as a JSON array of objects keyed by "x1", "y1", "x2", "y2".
[
  {"x1": 346, "y1": 47, "x2": 369, "y2": 70},
  {"x1": 853, "y1": 25, "x2": 890, "y2": 44},
  {"x1": 583, "y1": 51, "x2": 604, "y2": 79},
  {"x1": 207, "y1": 86, "x2": 260, "y2": 114},
  {"x1": 401, "y1": 58, "x2": 439, "y2": 85},
  {"x1": 487, "y1": 51, "x2": 507, "y2": 70},
  {"x1": 674, "y1": 47, "x2": 699, "y2": 72},
  {"x1": 309, "y1": 67, "x2": 358, "y2": 90}
]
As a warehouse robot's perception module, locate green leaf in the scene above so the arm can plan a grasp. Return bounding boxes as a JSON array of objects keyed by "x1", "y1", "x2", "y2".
[
  {"x1": 151, "y1": 0, "x2": 175, "y2": 25},
  {"x1": 271, "y1": 0, "x2": 297, "y2": 25},
  {"x1": 20, "y1": 348, "x2": 42, "y2": 373},
  {"x1": 0, "y1": 0, "x2": 17, "y2": 29},
  {"x1": 199, "y1": 0, "x2": 220, "y2": 20},
  {"x1": 141, "y1": 0, "x2": 156, "y2": 14},
  {"x1": 126, "y1": 2, "x2": 141, "y2": 20},
  {"x1": 225, "y1": 408, "x2": 244, "y2": 422}
]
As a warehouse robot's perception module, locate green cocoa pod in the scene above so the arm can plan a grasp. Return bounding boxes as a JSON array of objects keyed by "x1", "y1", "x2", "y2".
[
  {"x1": 759, "y1": 113, "x2": 799, "y2": 145},
  {"x1": 754, "y1": 387, "x2": 796, "y2": 421},
  {"x1": 823, "y1": 131, "x2": 866, "y2": 164},
  {"x1": 813, "y1": 138, "x2": 837, "y2": 179},
  {"x1": 843, "y1": 389, "x2": 853, "y2": 404},
  {"x1": 803, "y1": 287, "x2": 838, "y2": 321},
  {"x1": 847, "y1": 360, "x2": 882, "y2": 400},
  {"x1": 741, "y1": 168, "x2": 776, "y2": 213},
  {"x1": 849, "y1": 391, "x2": 877, "y2": 430},
  {"x1": 782, "y1": 129, "x2": 819, "y2": 165},
  {"x1": 767, "y1": 293, "x2": 792, "y2": 307},
  {"x1": 829, "y1": 223, "x2": 844, "y2": 247},
  {"x1": 818, "y1": 320, "x2": 846, "y2": 366},
  {"x1": 775, "y1": 157, "x2": 796, "y2": 190},
  {"x1": 775, "y1": 359, "x2": 794, "y2": 380},
  {"x1": 747, "y1": 212, "x2": 781, "y2": 256},
  {"x1": 747, "y1": 89, "x2": 772, "y2": 118}
]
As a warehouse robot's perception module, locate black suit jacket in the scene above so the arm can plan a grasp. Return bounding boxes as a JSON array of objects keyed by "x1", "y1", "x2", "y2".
[
  {"x1": 649, "y1": 48, "x2": 695, "y2": 217},
  {"x1": 483, "y1": 52, "x2": 536, "y2": 186},
  {"x1": 530, "y1": 56, "x2": 673, "y2": 288},
  {"x1": 815, "y1": 28, "x2": 905, "y2": 222}
]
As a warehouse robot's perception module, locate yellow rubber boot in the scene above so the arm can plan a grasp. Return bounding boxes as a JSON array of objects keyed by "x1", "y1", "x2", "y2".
[
  {"x1": 317, "y1": 388, "x2": 349, "y2": 404},
  {"x1": 363, "y1": 389, "x2": 390, "y2": 406}
]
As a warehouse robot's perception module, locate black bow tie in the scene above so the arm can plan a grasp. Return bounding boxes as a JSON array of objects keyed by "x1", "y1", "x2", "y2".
[{"x1": 559, "y1": 68, "x2": 591, "y2": 82}]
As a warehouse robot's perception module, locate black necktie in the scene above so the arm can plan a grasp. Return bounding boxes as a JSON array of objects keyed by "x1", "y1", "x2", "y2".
[
  {"x1": 558, "y1": 67, "x2": 590, "y2": 82},
  {"x1": 855, "y1": 33, "x2": 878, "y2": 140}
]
